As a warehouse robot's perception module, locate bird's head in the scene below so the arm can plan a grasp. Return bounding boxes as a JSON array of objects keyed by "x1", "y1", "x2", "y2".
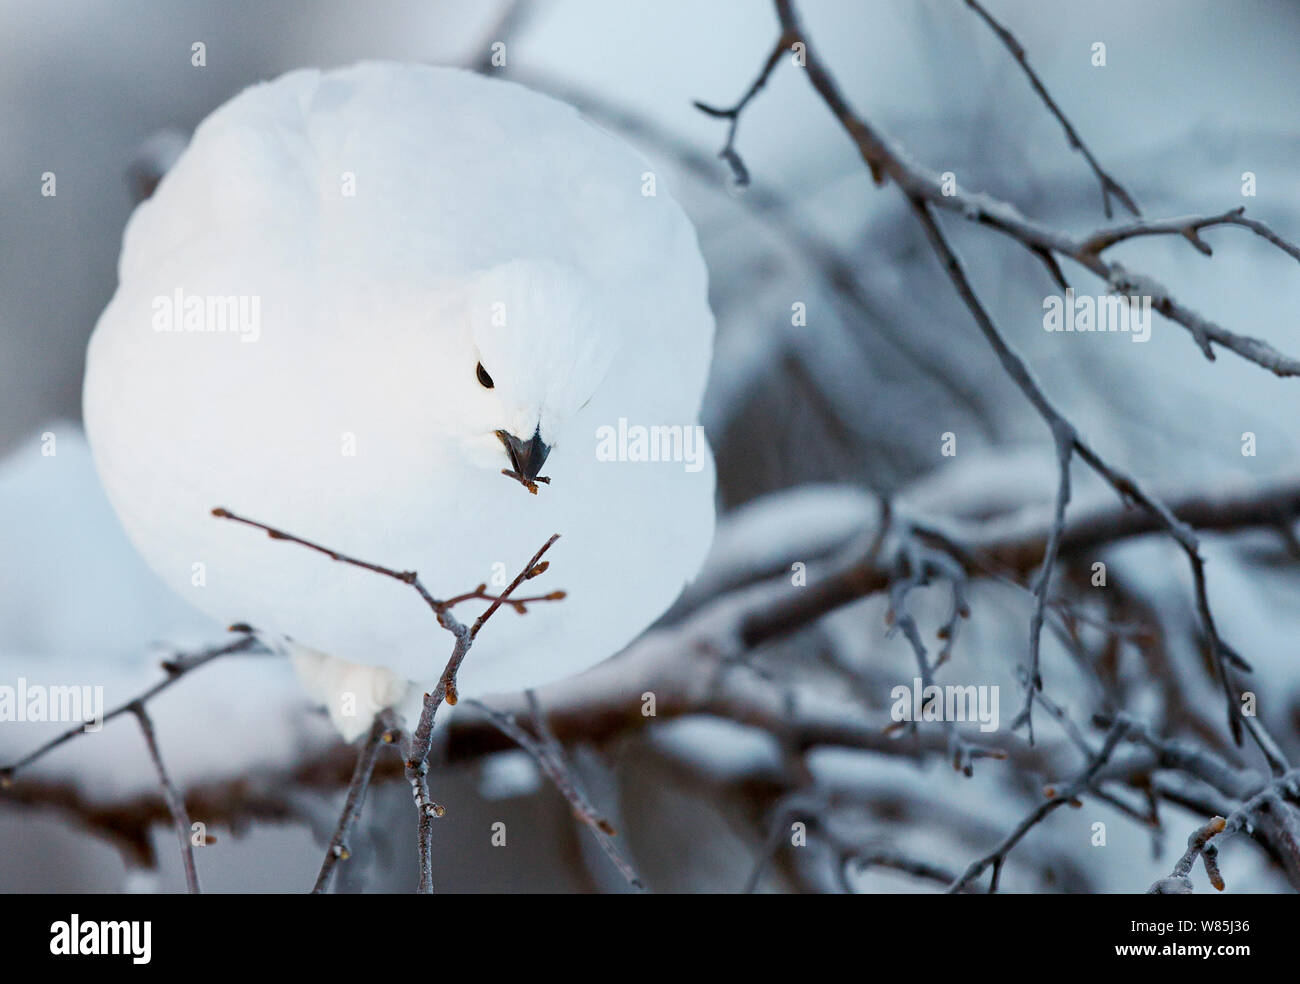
[{"x1": 440, "y1": 260, "x2": 618, "y2": 493}]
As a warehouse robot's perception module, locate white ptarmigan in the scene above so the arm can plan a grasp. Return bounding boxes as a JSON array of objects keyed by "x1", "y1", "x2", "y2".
[{"x1": 83, "y1": 63, "x2": 716, "y2": 739}]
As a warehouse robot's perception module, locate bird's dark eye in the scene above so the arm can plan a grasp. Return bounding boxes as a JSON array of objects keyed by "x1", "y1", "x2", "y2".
[{"x1": 476, "y1": 362, "x2": 494, "y2": 389}]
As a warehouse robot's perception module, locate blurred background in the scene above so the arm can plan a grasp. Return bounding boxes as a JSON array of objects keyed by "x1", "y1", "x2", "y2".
[{"x1": 4, "y1": 0, "x2": 1300, "y2": 892}]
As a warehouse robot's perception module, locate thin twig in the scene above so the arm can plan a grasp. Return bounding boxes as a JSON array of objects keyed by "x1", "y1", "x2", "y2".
[
  {"x1": 213, "y1": 506, "x2": 563, "y2": 893},
  {"x1": 884, "y1": 537, "x2": 1000, "y2": 773},
  {"x1": 764, "y1": 1, "x2": 1300, "y2": 377},
  {"x1": 313, "y1": 709, "x2": 399, "y2": 894},
  {"x1": 0, "y1": 631, "x2": 264, "y2": 783},
  {"x1": 1017, "y1": 425, "x2": 1073, "y2": 740},
  {"x1": 1241, "y1": 714, "x2": 1291, "y2": 778},
  {"x1": 767, "y1": 0, "x2": 1252, "y2": 745},
  {"x1": 948, "y1": 718, "x2": 1131, "y2": 892},
  {"x1": 211, "y1": 507, "x2": 564, "y2": 626},
  {"x1": 465, "y1": 691, "x2": 644, "y2": 889},
  {"x1": 693, "y1": 29, "x2": 797, "y2": 185},
  {"x1": 404, "y1": 535, "x2": 561, "y2": 893},
  {"x1": 1149, "y1": 816, "x2": 1227, "y2": 893},
  {"x1": 130, "y1": 702, "x2": 201, "y2": 894},
  {"x1": 962, "y1": 0, "x2": 1140, "y2": 218}
]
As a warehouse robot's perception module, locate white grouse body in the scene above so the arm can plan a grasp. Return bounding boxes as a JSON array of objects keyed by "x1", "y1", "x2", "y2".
[{"x1": 84, "y1": 63, "x2": 716, "y2": 738}]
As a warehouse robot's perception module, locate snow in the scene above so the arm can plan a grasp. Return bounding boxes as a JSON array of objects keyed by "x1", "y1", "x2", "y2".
[{"x1": 0, "y1": 425, "x2": 335, "y2": 799}]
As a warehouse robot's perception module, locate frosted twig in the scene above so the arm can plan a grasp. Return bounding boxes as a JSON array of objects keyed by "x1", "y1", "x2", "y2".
[
  {"x1": 884, "y1": 537, "x2": 994, "y2": 774},
  {"x1": 1241, "y1": 714, "x2": 1291, "y2": 778},
  {"x1": 1016, "y1": 425, "x2": 1073, "y2": 741},
  {"x1": 211, "y1": 507, "x2": 564, "y2": 619},
  {"x1": 1149, "y1": 816, "x2": 1227, "y2": 893},
  {"x1": 761, "y1": 0, "x2": 1255, "y2": 744},
  {"x1": 758, "y1": 1, "x2": 1300, "y2": 377}
]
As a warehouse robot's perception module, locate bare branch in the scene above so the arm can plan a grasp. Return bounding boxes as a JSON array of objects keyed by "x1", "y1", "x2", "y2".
[
  {"x1": 465, "y1": 691, "x2": 643, "y2": 889},
  {"x1": 130, "y1": 702, "x2": 201, "y2": 894},
  {"x1": 402, "y1": 534, "x2": 561, "y2": 893},
  {"x1": 1017, "y1": 425, "x2": 1072, "y2": 739},
  {"x1": 767, "y1": 0, "x2": 1253, "y2": 744},
  {"x1": 213, "y1": 506, "x2": 562, "y2": 893},
  {"x1": 313, "y1": 709, "x2": 400, "y2": 894},
  {"x1": 763, "y1": 1, "x2": 1300, "y2": 376},
  {"x1": 212, "y1": 507, "x2": 563, "y2": 618},
  {"x1": 884, "y1": 537, "x2": 998, "y2": 773},
  {"x1": 948, "y1": 718, "x2": 1131, "y2": 892},
  {"x1": 693, "y1": 29, "x2": 798, "y2": 185},
  {"x1": 962, "y1": 0, "x2": 1139, "y2": 218},
  {"x1": 1241, "y1": 714, "x2": 1291, "y2": 779},
  {"x1": 0, "y1": 630, "x2": 264, "y2": 783}
]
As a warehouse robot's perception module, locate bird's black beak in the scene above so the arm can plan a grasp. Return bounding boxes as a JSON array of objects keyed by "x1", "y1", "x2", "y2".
[{"x1": 496, "y1": 428, "x2": 552, "y2": 493}]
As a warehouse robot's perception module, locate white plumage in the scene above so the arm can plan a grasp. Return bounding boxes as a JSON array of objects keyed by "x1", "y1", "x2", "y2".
[{"x1": 84, "y1": 63, "x2": 716, "y2": 738}]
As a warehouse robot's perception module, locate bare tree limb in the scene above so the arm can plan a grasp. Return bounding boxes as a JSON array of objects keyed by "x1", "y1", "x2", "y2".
[
  {"x1": 211, "y1": 507, "x2": 563, "y2": 621},
  {"x1": 402, "y1": 534, "x2": 561, "y2": 892}
]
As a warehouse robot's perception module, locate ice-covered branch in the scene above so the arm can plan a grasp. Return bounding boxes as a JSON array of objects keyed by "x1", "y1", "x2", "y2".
[{"x1": 692, "y1": 27, "x2": 798, "y2": 186}]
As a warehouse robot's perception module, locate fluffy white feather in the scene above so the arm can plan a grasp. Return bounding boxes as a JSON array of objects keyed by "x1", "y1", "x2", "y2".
[{"x1": 84, "y1": 63, "x2": 716, "y2": 739}]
